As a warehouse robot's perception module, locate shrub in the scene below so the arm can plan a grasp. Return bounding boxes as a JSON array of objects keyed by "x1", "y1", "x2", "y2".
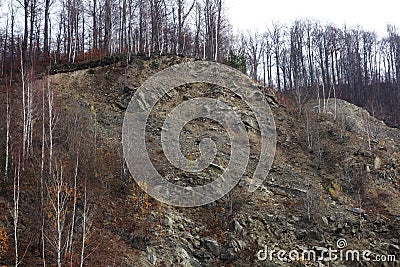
[
  {"x1": 227, "y1": 49, "x2": 247, "y2": 74},
  {"x1": 328, "y1": 181, "x2": 342, "y2": 200},
  {"x1": 150, "y1": 59, "x2": 160, "y2": 70},
  {"x1": 87, "y1": 68, "x2": 95, "y2": 75}
]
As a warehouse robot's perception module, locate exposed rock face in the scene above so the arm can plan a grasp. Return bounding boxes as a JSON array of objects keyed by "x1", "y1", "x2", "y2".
[
  {"x1": 51, "y1": 61, "x2": 400, "y2": 266},
  {"x1": 307, "y1": 98, "x2": 400, "y2": 143},
  {"x1": 0, "y1": 56, "x2": 398, "y2": 266}
]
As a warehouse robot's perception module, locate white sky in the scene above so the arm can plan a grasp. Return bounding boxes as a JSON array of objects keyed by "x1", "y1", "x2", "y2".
[{"x1": 228, "y1": 0, "x2": 399, "y2": 36}]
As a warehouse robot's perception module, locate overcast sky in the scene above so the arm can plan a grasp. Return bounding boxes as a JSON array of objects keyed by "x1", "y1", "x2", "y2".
[
  {"x1": 228, "y1": 0, "x2": 399, "y2": 36},
  {"x1": 0, "y1": 0, "x2": 398, "y2": 38}
]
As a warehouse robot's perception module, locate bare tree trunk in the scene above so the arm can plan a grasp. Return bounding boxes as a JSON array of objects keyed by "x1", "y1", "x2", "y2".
[
  {"x1": 214, "y1": 0, "x2": 222, "y2": 61},
  {"x1": 22, "y1": 0, "x2": 30, "y2": 61},
  {"x1": 104, "y1": 0, "x2": 112, "y2": 54},
  {"x1": 177, "y1": 0, "x2": 183, "y2": 54},
  {"x1": 79, "y1": 181, "x2": 91, "y2": 267},
  {"x1": 56, "y1": 167, "x2": 64, "y2": 267},
  {"x1": 121, "y1": 0, "x2": 127, "y2": 53},
  {"x1": 67, "y1": 153, "x2": 79, "y2": 266},
  {"x1": 306, "y1": 22, "x2": 314, "y2": 87},
  {"x1": 272, "y1": 23, "x2": 282, "y2": 91},
  {"x1": 13, "y1": 156, "x2": 21, "y2": 267},
  {"x1": 48, "y1": 77, "x2": 54, "y2": 176},
  {"x1": 92, "y1": 0, "x2": 98, "y2": 50},
  {"x1": 29, "y1": 0, "x2": 37, "y2": 58},
  {"x1": 333, "y1": 83, "x2": 337, "y2": 120},
  {"x1": 47, "y1": 164, "x2": 69, "y2": 267},
  {"x1": 21, "y1": 49, "x2": 27, "y2": 164},
  {"x1": 316, "y1": 68, "x2": 321, "y2": 113},
  {"x1": 43, "y1": 0, "x2": 51, "y2": 56},
  {"x1": 10, "y1": 8, "x2": 15, "y2": 85},
  {"x1": 40, "y1": 78, "x2": 47, "y2": 267},
  {"x1": 194, "y1": 2, "x2": 201, "y2": 58},
  {"x1": 1, "y1": 16, "x2": 8, "y2": 77},
  {"x1": 4, "y1": 83, "x2": 10, "y2": 187},
  {"x1": 20, "y1": 47, "x2": 33, "y2": 166},
  {"x1": 72, "y1": 7, "x2": 79, "y2": 63}
]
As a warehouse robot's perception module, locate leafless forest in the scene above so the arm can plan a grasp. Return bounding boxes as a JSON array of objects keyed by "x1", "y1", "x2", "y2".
[
  {"x1": 0, "y1": 0, "x2": 399, "y2": 122},
  {"x1": 0, "y1": 0, "x2": 399, "y2": 125}
]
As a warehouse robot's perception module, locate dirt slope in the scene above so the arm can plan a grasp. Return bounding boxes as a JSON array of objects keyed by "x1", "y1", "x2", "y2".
[{"x1": 1, "y1": 56, "x2": 399, "y2": 266}]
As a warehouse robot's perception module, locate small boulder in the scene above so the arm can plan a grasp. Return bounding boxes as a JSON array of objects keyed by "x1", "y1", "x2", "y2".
[{"x1": 202, "y1": 237, "x2": 221, "y2": 256}]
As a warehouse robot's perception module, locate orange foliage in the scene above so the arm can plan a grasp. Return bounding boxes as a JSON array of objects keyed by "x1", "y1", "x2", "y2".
[
  {"x1": 130, "y1": 181, "x2": 153, "y2": 213},
  {"x1": 275, "y1": 91, "x2": 298, "y2": 113},
  {"x1": 0, "y1": 226, "x2": 7, "y2": 259},
  {"x1": 74, "y1": 48, "x2": 106, "y2": 63}
]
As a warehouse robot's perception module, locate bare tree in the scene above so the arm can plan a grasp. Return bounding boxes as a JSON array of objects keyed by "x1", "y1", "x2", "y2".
[
  {"x1": 47, "y1": 75, "x2": 54, "y2": 176},
  {"x1": 193, "y1": 1, "x2": 202, "y2": 58},
  {"x1": 270, "y1": 22, "x2": 283, "y2": 91},
  {"x1": 40, "y1": 78, "x2": 47, "y2": 267},
  {"x1": 1, "y1": 12, "x2": 9, "y2": 77},
  {"x1": 43, "y1": 0, "x2": 53, "y2": 56},
  {"x1": 173, "y1": 0, "x2": 195, "y2": 54},
  {"x1": 66, "y1": 152, "x2": 79, "y2": 266},
  {"x1": 20, "y1": 46, "x2": 34, "y2": 167},
  {"x1": 79, "y1": 180, "x2": 93, "y2": 267},
  {"x1": 4, "y1": 83, "x2": 10, "y2": 187},
  {"x1": 242, "y1": 31, "x2": 265, "y2": 81},
  {"x1": 15, "y1": 0, "x2": 30, "y2": 60},
  {"x1": 46, "y1": 164, "x2": 70, "y2": 267},
  {"x1": 289, "y1": 20, "x2": 305, "y2": 113},
  {"x1": 203, "y1": 0, "x2": 224, "y2": 61},
  {"x1": 28, "y1": 0, "x2": 38, "y2": 58},
  {"x1": 13, "y1": 155, "x2": 21, "y2": 267}
]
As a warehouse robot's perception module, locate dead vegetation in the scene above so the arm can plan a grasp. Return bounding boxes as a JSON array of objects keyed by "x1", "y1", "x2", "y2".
[{"x1": 0, "y1": 56, "x2": 399, "y2": 266}]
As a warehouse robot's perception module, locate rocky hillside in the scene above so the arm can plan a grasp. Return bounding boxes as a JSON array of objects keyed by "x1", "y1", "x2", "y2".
[{"x1": 0, "y1": 55, "x2": 399, "y2": 266}]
